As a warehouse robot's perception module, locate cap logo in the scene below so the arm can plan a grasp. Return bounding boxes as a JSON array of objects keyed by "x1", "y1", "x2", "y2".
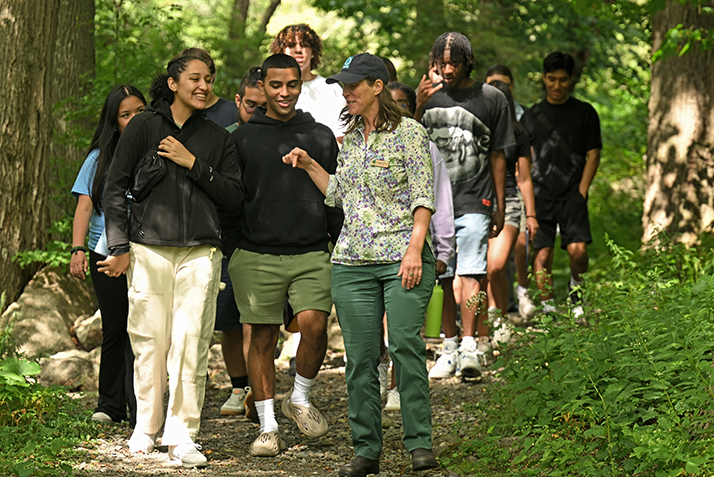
[{"x1": 342, "y1": 56, "x2": 354, "y2": 69}]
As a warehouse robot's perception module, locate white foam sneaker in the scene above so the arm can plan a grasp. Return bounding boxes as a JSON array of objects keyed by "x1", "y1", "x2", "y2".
[
  {"x1": 220, "y1": 387, "x2": 247, "y2": 415},
  {"x1": 428, "y1": 340, "x2": 459, "y2": 378},
  {"x1": 168, "y1": 443, "x2": 208, "y2": 468},
  {"x1": 516, "y1": 286, "x2": 537, "y2": 320},
  {"x1": 384, "y1": 388, "x2": 401, "y2": 412},
  {"x1": 128, "y1": 429, "x2": 156, "y2": 454},
  {"x1": 458, "y1": 342, "x2": 484, "y2": 379}
]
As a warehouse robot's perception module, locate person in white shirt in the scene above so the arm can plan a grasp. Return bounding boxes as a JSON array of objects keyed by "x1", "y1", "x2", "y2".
[{"x1": 271, "y1": 23, "x2": 346, "y2": 143}]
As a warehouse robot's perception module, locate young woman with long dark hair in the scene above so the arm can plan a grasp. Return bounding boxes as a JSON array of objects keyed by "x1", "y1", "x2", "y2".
[{"x1": 70, "y1": 85, "x2": 146, "y2": 426}]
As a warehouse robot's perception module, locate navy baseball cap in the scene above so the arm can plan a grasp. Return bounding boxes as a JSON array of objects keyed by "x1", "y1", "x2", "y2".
[{"x1": 326, "y1": 53, "x2": 390, "y2": 85}]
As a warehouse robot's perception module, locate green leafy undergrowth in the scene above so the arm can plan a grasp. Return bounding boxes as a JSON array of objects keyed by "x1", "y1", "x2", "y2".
[
  {"x1": 449, "y1": 235, "x2": 714, "y2": 476},
  {"x1": 0, "y1": 317, "x2": 97, "y2": 476},
  {"x1": 13, "y1": 218, "x2": 73, "y2": 270}
]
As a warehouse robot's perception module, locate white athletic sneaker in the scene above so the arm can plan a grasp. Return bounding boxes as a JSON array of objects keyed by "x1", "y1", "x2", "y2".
[
  {"x1": 128, "y1": 429, "x2": 156, "y2": 454},
  {"x1": 516, "y1": 286, "x2": 536, "y2": 320},
  {"x1": 384, "y1": 388, "x2": 401, "y2": 412},
  {"x1": 572, "y1": 305, "x2": 584, "y2": 318},
  {"x1": 220, "y1": 387, "x2": 248, "y2": 415},
  {"x1": 458, "y1": 342, "x2": 484, "y2": 379},
  {"x1": 168, "y1": 443, "x2": 208, "y2": 468},
  {"x1": 541, "y1": 300, "x2": 557, "y2": 314},
  {"x1": 429, "y1": 340, "x2": 459, "y2": 379}
]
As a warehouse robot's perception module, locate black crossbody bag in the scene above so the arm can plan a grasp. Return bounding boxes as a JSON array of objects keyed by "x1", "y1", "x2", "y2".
[
  {"x1": 532, "y1": 105, "x2": 585, "y2": 171},
  {"x1": 130, "y1": 115, "x2": 205, "y2": 202}
]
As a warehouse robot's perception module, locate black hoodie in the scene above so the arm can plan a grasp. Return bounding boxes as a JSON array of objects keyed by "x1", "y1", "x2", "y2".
[
  {"x1": 104, "y1": 98, "x2": 245, "y2": 253},
  {"x1": 225, "y1": 108, "x2": 343, "y2": 256}
]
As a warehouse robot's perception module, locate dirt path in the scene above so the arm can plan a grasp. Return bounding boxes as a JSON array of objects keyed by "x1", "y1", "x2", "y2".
[{"x1": 73, "y1": 345, "x2": 484, "y2": 477}]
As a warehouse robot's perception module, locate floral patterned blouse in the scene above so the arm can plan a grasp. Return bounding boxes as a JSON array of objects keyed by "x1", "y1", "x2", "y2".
[{"x1": 325, "y1": 117, "x2": 434, "y2": 265}]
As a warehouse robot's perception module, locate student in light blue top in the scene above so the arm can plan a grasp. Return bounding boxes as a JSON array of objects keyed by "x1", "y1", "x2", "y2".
[
  {"x1": 70, "y1": 85, "x2": 146, "y2": 427},
  {"x1": 282, "y1": 53, "x2": 439, "y2": 477}
]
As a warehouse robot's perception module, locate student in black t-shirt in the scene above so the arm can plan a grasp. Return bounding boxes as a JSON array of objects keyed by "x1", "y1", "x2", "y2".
[
  {"x1": 417, "y1": 32, "x2": 513, "y2": 380},
  {"x1": 520, "y1": 51, "x2": 602, "y2": 318}
]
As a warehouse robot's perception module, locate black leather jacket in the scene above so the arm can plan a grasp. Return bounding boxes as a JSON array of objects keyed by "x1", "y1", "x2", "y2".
[{"x1": 104, "y1": 98, "x2": 245, "y2": 254}]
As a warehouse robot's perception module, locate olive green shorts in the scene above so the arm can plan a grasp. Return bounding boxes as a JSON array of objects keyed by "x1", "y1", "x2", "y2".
[{"x1": 228, "y1": 249, "x2": 333, "y2": 325}]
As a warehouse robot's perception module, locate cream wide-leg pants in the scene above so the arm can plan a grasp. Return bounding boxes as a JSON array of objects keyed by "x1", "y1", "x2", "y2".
[{"x1": 126, "y1": 243, "x2": 221, "y2": 446}]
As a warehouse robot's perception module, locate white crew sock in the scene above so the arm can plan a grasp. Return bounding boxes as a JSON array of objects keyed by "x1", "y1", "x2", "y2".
[
  {"x1": 255, "y1": 399, "x2": 278, "y2": 433},
  {"x1": 443, "y1": 336, "x2": 458, "y2": 353},
  {"x1": 291, "y1": 332, "x2": 302, "y2": 356},
  {"x1": 569, "y1": 277, "x2": 583, "y2": 289},
  {"x1": 461, "y1": 335, "x2": 476, "y2": 351},
  {"x1": 291, "y1": 373, "x2": 313, "y2": 408}
]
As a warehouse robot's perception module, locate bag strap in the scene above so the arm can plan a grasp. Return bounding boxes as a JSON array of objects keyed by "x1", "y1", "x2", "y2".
[
  {"x1": 173, "y1": 113, "x2": 206, "y2": 145},
  {"x1": 532, "y1": 105, "x2": 574, "y2": 159}
]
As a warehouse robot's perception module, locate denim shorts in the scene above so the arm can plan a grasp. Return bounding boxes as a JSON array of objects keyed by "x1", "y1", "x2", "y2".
[{"x1": 440, "y1": 212, "x2": 490, "y2": 279}]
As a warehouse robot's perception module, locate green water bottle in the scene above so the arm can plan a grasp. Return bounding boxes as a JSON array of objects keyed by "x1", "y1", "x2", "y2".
[{"x1": 424, "y1": 283, "x2": 444, "y2": 338}]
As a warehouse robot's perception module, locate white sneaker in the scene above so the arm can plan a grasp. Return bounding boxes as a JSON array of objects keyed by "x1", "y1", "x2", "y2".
[
  {"x1": 168, "y1": 442, "x2": 208, "y2": 468},
  {"x1": 384, "y1": 388, "x2": 401, "y2": 412},
  {"x1": 458, "y1": 343, "x2": 484, "y2": 379},
  {"x1": 516, "y1": 286, "x2": 536, "y2": 320},
  {"x1": 220, "y1": 387, "x2": 247, "y2": 415},
  {"x1": 378, "y1": 359, "x2": 390, "y2": 399},
  {"x1": 128, "y1": 429, "x2": 156, "y2": 454},
  {"x1": 429, "y1": 350, "x2": 458, "y2": 378},
  {"x1": 91, "y1": 411, "x2": 113, "y2": 423},
  {"x1": 429, "y1": 340, "x2": 458, "y2": 379},
  {"x1": 541, "y1": 300, "x2": 557, "y2": 314}
]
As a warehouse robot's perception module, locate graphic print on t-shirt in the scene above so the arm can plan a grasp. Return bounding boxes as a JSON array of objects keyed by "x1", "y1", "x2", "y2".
[{"x1": 423, "y1": 106, "x2": 491, "y2": 185}]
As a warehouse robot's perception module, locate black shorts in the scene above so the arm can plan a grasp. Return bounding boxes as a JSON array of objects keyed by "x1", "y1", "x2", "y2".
[
  {"x1": 215, "y1": 257, "x2": 242, "y2": 331},
  {"x1": 534, "y1": 193, "x2": 592, "y2": 250}
]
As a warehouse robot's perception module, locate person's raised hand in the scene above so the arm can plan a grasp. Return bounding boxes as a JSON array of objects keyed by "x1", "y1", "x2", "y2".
[
  {"x1": 282, "y1": 147, "x2": 314, "y2": 170},
  {"x1": 158, "y1": 136, "x2": 196, "y2": 169}
]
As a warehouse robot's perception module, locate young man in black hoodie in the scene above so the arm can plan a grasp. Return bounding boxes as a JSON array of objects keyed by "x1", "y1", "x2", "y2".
[{"x1": 227, "y1": 53, "x2": 342, "y2": 457}]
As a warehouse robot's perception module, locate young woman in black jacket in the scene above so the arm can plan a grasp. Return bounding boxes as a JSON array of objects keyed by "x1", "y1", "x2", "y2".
[{"x1": 99, "y1": 51, "x2": 245, "y2": 468}]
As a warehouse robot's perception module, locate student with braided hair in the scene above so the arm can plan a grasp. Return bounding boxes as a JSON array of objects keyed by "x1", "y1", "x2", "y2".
[{"x1": 417, "y1": 32, "x2": 513, "y2": 380}]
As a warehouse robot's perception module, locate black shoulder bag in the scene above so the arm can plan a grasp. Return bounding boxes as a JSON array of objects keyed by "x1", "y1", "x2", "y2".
[
  {"x1": 532, "y1": 105, "x2": 585, "y2": 170},
  {"x1": 130, "y1": 115, "x2": 206, "y2": 202}
]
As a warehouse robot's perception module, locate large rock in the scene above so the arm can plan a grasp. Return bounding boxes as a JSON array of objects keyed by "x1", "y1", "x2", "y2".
[
  {"x1": 73, "y1": 310, "x2": 103, "y2": 351},
  {"x1": 0, "y1": 267, "x2": 97, "y2": 357},
  {"x1": 39, "y1": 349, "x2": 98, "y2": 391}
]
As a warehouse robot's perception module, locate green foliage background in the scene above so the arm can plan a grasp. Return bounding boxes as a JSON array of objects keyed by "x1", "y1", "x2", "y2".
[{"x1": 45, "y1": 0, "x2": 650, "y2": 268}]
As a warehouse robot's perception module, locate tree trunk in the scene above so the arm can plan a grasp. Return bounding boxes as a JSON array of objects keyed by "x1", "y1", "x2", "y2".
[
  {"x1": 49, "y1": 0, "x2": 96, "y2": 223},
  {"x1": 644, "y1": 1, "x2": 714, "y2": 245},
  {"x1": 0, "y1": 0, "x2": 94, "y2": 311}
]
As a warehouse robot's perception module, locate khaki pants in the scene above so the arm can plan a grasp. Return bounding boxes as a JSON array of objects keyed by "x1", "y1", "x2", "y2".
[{"x1": 127, "y1": 243, "x2": 221, "y2": 446}]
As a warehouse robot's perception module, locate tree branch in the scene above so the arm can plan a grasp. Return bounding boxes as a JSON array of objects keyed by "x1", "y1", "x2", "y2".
[{"x1": 260, "y1": 0, "x2": 282, "y2": 36}]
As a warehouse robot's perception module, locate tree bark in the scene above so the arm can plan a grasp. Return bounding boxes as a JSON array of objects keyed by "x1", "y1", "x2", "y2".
[
  {"x1": 0, "y1": 0, "x2": 94, "y2": 311},
  {"x1": 644, "y1": 0, "x2": 714, "y2": 244}
]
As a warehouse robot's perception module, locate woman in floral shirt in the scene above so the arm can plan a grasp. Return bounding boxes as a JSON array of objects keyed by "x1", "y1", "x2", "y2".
[{"x1": 282, "y1": 53, "x2": 439, "y2": 476}]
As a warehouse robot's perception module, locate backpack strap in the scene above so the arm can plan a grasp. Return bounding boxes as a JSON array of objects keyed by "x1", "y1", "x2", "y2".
[{"x1": 532, "y1": 105, "x2": 574, "y2": 159}]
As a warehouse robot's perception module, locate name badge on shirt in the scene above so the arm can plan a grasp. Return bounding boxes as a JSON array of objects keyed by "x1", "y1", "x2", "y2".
[{"x1": 370, "y1": 159, "x2": 389, "y2": 168}]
